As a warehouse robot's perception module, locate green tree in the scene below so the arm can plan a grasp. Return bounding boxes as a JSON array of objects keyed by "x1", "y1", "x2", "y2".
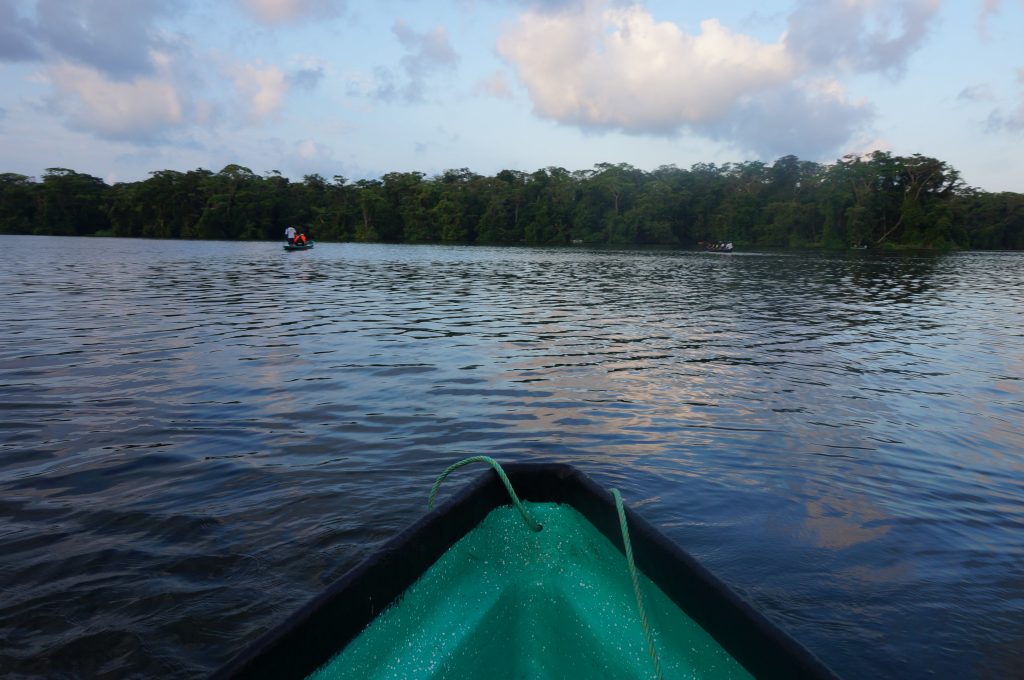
[
  {"x1": 353, "y1": 179, "x2": 384, "y2": 241},
  {"x1": 37, "y1": 168, "x2": 110, "y2": 235},
  {"x1": 0, "y1": 173, "x2": 37, "y2": 234},
  {"x1": 2, "y1": 153, "x2": 1021, "y2": 251}
]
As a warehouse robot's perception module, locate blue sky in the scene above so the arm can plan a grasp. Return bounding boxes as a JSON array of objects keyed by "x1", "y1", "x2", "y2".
[{"x1": 1, "y1": 0, "x2": 1022, "y2": 191}]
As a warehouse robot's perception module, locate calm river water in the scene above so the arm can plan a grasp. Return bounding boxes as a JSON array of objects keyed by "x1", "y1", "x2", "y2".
[{"x1": 0, "y1": 235, "x2": 1022, "y2": 678}]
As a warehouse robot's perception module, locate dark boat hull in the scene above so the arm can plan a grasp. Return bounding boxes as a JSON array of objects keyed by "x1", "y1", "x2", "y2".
[
  {"x1": 214, "y1": 463, "x2": 837, "y2": 679},
  {"x1": 283, "y1": 242, "x2": 315, "y2": 251}
]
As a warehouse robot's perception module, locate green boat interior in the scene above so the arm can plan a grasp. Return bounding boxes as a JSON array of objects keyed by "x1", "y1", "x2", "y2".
[
  {"x1": 214, "y1": 463, "x2": 836, "y2": 680},
  {"x1": 310, "y1": 501, "x2": 753, "y2": 679}
]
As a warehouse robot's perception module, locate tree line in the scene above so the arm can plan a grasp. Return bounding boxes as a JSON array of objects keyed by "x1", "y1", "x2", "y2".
[{"x1": 1, "y1": 152, "x2": 1022, "y2": 249}]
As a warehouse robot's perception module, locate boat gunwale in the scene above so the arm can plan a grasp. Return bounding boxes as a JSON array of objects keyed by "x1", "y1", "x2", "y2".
[{"x1": 213, "y1": 463, "x2": 838, "y2": 679}]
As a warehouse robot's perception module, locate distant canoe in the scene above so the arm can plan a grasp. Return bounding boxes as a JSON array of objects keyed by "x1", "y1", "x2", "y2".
[
  {"x1": 214, "y1": 462, "x2": 837, "y2": 680},
  {"x1": 700, "y1": 241, "x2": 734, "y2": 252},
  {"x1": 283, "y1": 241, "x2": 315, "y2": 251}
]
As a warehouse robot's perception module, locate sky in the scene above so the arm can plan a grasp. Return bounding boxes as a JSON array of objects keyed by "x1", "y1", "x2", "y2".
[{"x1": 1, "y1": 0, "x2": 1022, "y2": 192}]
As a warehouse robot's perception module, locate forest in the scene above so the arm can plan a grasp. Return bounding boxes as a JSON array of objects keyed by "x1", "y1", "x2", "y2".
[{"x1": 1, "y1": 151, "x2": 1022, "y2": 249}]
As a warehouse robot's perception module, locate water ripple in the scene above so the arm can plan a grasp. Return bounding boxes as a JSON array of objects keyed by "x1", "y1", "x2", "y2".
[{"x1": 1, "y1": 237, "x2": 1022, "y2": 678}]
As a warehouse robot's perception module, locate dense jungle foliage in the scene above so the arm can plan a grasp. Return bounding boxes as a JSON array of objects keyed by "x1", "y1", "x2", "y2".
[{"x1": 1, "y1": 152, "x2": 1022, "y2": 249}]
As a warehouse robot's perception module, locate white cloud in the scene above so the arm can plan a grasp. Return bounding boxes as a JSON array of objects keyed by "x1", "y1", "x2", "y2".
[
  {"x1": 987, "y1": 67, "x2": 1024, "y2": 133},
  {"x1": 958, "y1": 84, "x2": 996, "y2": 102},
  {"x1": 474, "y1": 71, "x2": 514, "y2": 99},
  {"x1": 978, "y1": 0, "x2": 1001, "y2": 37},
  {"x1": 241, "y1": 0, "x2": 343, "y2": 24},
  {"x1": 846, "y1": 136, "x2": 892, "y2": 157},
  {"x1": 496, "y1": 0, "x2": 944, "y2": 158},
  {"x1": 784, "y1": 0, "x2": 941, "y2": 77},
  {"x1": 45, "y1": 60, "x2": 184, "y2": 141},
  {"x1": 0, "y1": 2, "x2": 40, "y2": 61},
  {"x1": 393, "y1": 20, "x2": 459, "y2": 72},
  {"x1": 230, "y1": 62, "x2": 289, "y2": 120},
  {"x1": 987, "y1": 105, "x2": 1024, "y2": 133},
  {"x1": 977, "y1": 0, "x2": 1024, "y2": 37},
  {"x1": 282, "y1": 137, "x2": 337, "y2": 177},
  {"x1": 707, "y1": 79, "x2": 872, "y2": 159},
  {"x1": 365, "y1": 20, "x2": 460, "y2": 103},
  {"x1": 19, "y1": 0, "x2": 180, "y2": 78},
  {"x1": 296, "y1": 139, "x2": 321, "y2": 159},
  {"x1": 289, "y1": 56, "x2": 327, "y2": 91},
  {"x1": 499, "y1": 7, "x2": 793, "y2": 133}
]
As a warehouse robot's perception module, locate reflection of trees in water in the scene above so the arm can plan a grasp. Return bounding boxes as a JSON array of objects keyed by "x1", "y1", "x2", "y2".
[
  {"x1": 714, "y1": 252, "x2": 945, "y2": 308},
  {"x1": 820, "y1": 253, "x2": 943, "y2": 306}
]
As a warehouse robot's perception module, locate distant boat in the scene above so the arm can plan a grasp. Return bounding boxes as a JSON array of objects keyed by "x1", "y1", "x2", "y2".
[
  {"x1": 700, "y1": 241, "x2": 734, "y2": 252},
  {"x1": 283, "y1": 241, "x2": 315, "y2": 251}
]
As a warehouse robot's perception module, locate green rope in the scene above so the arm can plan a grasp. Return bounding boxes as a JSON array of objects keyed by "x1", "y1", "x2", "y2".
[
  {"x1": 427, "y1": 459, "x2": 660, "y2": 678},
  {"x1": 612, "y1": 488, "x2": 664, "y2": 680},
  {"x1": 427, "y1": 456, "x2": 542, "y2": 532}
]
